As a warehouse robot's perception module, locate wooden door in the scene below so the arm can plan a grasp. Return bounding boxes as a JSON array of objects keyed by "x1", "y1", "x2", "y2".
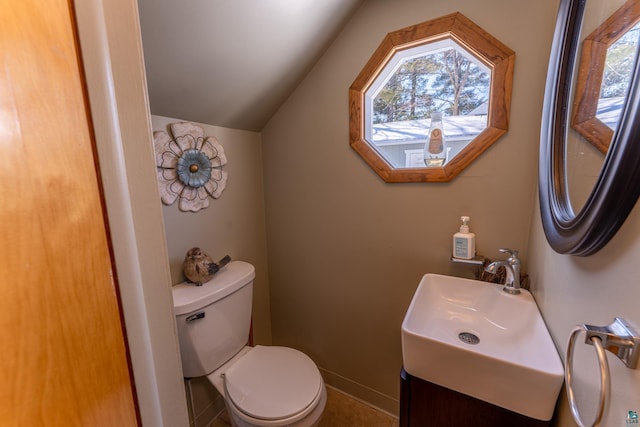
[{"x1": 0, "y1": 1, "x2": 140, "y2": 425}]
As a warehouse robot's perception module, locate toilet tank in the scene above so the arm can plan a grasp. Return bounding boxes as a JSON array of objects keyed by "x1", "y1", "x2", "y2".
[{"x1": 172, "y1": 260, "x2": 255, "y2": 378}]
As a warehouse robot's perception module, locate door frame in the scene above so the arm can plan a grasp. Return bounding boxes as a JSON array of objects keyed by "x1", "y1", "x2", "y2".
[{"x1": 73, "y1": 1, "x2": 189, "y2": 425}]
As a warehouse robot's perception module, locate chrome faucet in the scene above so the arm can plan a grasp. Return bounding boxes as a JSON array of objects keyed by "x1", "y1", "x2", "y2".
[{"x1": 485, "y1": 248, "x2": 521, "y2": 295}]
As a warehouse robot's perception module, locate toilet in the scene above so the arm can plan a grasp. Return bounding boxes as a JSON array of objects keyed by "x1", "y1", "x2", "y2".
[{"x1": 172, "y1": 260, "x2": 326, "y2": 427}]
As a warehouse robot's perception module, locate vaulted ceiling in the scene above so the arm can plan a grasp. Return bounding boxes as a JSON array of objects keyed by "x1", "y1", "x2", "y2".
[{"x1": 137, "y1": 0, "x2": 364, "y2": 131}]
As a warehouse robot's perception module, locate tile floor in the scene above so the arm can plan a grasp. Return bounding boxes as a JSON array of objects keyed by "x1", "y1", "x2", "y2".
[{"x1": 211, "y1": 386, "x2": 399, "y2": 427}]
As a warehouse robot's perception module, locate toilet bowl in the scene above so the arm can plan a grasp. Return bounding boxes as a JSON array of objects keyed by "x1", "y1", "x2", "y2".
[
  {"x1": 208, "y1": 346, "x2": 326, "y2": 427},
  {"x1": 172, "y1": 261, "x2": 326, "y2": 427}
]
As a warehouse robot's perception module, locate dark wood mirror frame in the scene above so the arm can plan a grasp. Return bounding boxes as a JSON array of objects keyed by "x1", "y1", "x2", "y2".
[
  {"x1": 540, "y1": 0, "x2": 640, "y2": 256},
  {"x1": 571, "y1": 0, "x2": 640, "y2": 154},
  {"x1": 349, "y1": 12, "x2": 515, "y2": 183}
]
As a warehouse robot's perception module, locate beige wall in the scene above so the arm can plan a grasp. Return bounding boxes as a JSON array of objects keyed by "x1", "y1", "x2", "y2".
[
  {"x1": 528, "y1": 201, "x2": 640, "y2": 425},
  {"x1": 152, "y1": 116, "x2": 272, "y2": 426},
  {"x1": 526, "y1": 3, "x2": 640, "y2": 421},
  {"x1": 152, "y1": 115, "x2": 272, "y2": 346},
  {"x1": 261, "y1": 0, "x2": 558, "y2": 414}
]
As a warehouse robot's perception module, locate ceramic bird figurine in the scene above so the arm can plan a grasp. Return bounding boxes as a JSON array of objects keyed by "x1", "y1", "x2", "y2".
[{"x1": 183, "y1": 247, "x2": 231, "y2": 285}]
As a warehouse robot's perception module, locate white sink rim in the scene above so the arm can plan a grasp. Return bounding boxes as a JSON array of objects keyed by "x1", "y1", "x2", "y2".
[{"x1": 401, "y1": 273, "x2": 564, "y2": 421}]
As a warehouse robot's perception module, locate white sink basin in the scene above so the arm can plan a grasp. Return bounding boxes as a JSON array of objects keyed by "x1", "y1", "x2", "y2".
[{"x1": 401, "y1": 274, "x2": 564, "y2": 421}]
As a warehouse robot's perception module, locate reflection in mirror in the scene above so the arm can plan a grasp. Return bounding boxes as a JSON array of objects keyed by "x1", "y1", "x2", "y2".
[
  {"x1": 539, "y1": 0, "x2": 640, "y2": 256},
  {"x1": 599, "y1": 22, "x2": 640, "y2": 126},
  {"x1": 568, "y1": 0, "x2": 640, "y2": 213},
  {"x1": 366, "y1": 38, "x2": 490, "y2": 169},
  {"x1": 571, "y1": 0, "x2": 640, "y2": 153},
  {"x1": 349, "y1": 12, "x2": 515, "y2": 183}
]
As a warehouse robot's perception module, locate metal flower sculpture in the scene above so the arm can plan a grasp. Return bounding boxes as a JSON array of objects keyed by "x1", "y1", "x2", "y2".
[{"x1": 154, "y1": 122, "x2": 228, "y2": 212}]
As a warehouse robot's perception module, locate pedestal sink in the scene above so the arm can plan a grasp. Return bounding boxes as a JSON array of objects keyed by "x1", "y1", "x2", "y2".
[{"x1": 401, "y1": 274, "x2": 564, "y2": 421}]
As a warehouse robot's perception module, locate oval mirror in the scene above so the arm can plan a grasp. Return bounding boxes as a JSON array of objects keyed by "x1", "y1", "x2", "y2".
[
  {"x1": 540, "y1": 0, "x2": 640, "y2": 256},
  {"x1": 349, "y1": 12, "x2": 515, "y2": 182}
]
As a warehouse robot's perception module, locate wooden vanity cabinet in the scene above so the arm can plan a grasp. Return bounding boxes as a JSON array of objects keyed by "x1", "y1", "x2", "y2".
[{"x1": 400, "y1": 368, "x2": 554, "y2": 427}]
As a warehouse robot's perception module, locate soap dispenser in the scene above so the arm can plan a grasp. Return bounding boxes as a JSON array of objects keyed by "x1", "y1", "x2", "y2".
[{"x1": 453, "y1": 216, "x2": 476, "y2": 260}]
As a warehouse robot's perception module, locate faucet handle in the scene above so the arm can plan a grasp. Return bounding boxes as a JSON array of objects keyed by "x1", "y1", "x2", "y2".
[
  {"x1": 499, "y1": 248, "x2": 519, "y2": 259},
  {"x1": 497, "y1": 248, "x2": 521, "y2": 294}
]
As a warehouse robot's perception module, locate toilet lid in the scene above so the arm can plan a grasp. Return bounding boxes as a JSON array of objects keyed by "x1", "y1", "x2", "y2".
[{"x1": 223, "y1": 346, "x2": 323, "y2": 420}]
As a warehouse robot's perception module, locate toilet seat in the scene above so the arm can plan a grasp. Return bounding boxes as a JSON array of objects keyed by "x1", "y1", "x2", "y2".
[{"x1": 223, "y1": 346, "x2": 323, "y2": 425}]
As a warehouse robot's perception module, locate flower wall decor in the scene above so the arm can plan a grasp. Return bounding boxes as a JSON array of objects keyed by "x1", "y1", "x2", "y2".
[{"x1": 154, "y1": 122, "x2": 228, "y2": 212}]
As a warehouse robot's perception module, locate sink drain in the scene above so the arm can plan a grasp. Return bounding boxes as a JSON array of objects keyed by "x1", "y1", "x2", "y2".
[{"x1": 458, "y1": 332, "x2": 480, "y2": 345}]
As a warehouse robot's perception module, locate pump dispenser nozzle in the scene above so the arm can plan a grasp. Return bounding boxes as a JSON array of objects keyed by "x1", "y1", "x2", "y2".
[{"x1": 460, "y1": 216, "x2": 470, "y2": 233}]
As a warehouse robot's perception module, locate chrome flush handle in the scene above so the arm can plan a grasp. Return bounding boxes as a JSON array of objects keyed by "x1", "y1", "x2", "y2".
[{"x1": 186, "y1": 312, "x2": 205, "y2": 322}]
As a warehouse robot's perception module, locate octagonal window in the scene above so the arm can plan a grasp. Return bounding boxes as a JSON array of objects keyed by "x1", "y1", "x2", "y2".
[
  {"x1": 349, "y1": 13, "x2": 515, "y2": 182},
  {"x1": 365, "y1": 38, "x2": 491, "y2": 169}
]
